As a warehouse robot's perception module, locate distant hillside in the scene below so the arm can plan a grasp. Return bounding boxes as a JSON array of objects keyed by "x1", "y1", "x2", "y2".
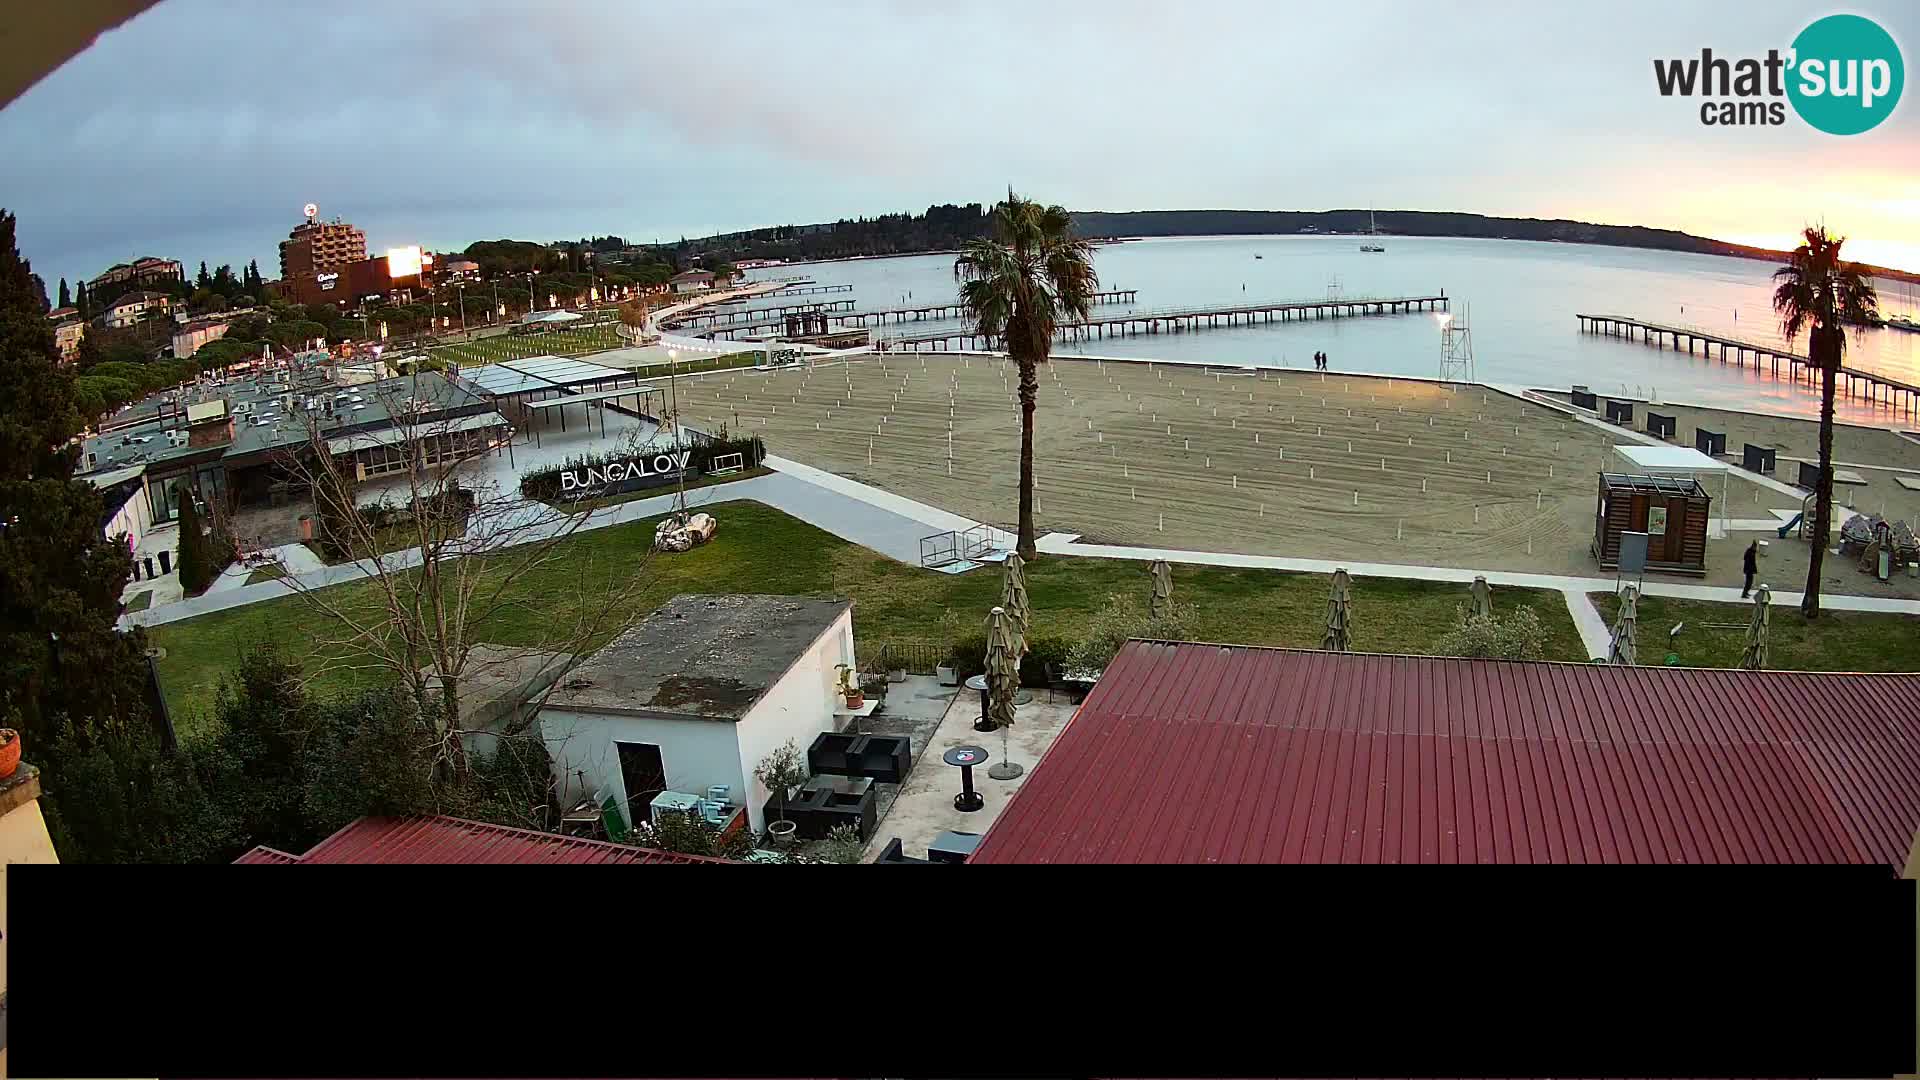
[{"x1": 1069, "y1": 209, "x2": 1920, "y2": 283}]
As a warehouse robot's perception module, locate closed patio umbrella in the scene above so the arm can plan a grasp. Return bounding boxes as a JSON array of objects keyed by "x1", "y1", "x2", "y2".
[
  {"x1": 1002, "y1": 553, "x2": 1032, "y2": 658},
  {"x1": 1322, "y1": 568, "x2": 1352, "y2": 653},
  {"x1": 1468, "y1": 575, "x2": 1493, "y2": 619},
  {"x1": 985, "y1": 605, "x2": 1023, "y2": 780},
  {"x1": 1609, "y1": 584, "x2": 1640, "y2": 665},
  {"x1": 1149, "y1": 559, "x2": 1174, "y2": 620},
  {"x1": 1739, "y1": 584, "x2": 1771, "y2": 671}
]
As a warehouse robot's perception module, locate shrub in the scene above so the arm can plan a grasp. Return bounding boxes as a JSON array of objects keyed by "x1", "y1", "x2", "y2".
[
  {"x1": 812, "y1": 824, "x2": 866, "y2": 864},
  {"x1": 519, "y1": 429, "x2": 765, "y2": 501},
  {"x1": 1436, "y1": 605, "x2": 1547, "y2": 662},
  {"x1": 1063, "y1": 593, "x2": 1199, "y2": 674},
  {"x1": 632, "y1": 811, "x2": 753, "y2": 860}
]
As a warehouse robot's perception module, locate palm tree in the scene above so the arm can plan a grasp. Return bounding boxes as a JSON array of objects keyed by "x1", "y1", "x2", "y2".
[
  {"x1": 1772, "y1": 225, "x2": 1879, "y2": 618},
  {"x1": 955, "y1": 191, "x2": 1099, "y2": 560}
]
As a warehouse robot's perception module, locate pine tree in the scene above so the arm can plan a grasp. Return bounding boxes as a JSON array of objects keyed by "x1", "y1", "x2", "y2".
[
  {"x1": 196, "y1": 261, "x2": 211, "y2": 290},
  {"x1": 76, "y1": 280, "x2": 90, "y2": 320},
  {"x1": 0, "y1": 208, "x2": 152, "y2": 751},
  {"x1": 57, "y1": 277, "x2": 70, "y2": 308}
]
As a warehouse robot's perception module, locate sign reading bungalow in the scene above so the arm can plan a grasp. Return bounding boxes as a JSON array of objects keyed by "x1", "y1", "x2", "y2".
[{"x1": 559, "y1": 450, "x2": 695, "y2": 500}]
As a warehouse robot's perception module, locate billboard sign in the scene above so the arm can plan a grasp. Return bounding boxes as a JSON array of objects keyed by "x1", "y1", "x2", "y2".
[{"x1": 556, "y1": 450, "x2": 696, "y2": 501}]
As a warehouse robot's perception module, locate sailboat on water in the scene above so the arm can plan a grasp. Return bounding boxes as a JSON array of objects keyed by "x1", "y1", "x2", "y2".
[{"x1": 1360, "y1": 208, "x2": 1386, "y2": 253}]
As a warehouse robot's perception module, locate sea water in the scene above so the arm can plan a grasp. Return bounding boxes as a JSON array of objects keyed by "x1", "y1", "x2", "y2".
[{"x1": 746, "y1": 234, "x2": 1920, "y2": 426}]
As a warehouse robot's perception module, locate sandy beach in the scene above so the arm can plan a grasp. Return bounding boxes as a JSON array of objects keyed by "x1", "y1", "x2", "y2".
[{"x1": 674, "y1": 355, "x2": 1919, "y2": 598}]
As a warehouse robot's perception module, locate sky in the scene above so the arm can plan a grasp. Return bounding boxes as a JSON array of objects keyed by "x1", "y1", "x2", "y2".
[{"x1": 3, "y1": 0, "x2": 1918, "y2": 291}]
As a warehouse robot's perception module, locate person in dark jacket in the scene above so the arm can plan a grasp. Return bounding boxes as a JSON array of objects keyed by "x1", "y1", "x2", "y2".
[{"x1": 1742, "y1": 540, "x2": 1759, "y2": 598}]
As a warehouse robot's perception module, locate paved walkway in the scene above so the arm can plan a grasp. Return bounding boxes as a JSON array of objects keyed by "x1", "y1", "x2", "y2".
[{"x1": 124, "y1": 349, "x2": 1920, "y2": 634}]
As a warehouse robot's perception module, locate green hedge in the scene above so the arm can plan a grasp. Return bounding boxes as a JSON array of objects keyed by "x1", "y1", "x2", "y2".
[{"x1": 519, "y1": 430, "x2": 766, "y2": 501}]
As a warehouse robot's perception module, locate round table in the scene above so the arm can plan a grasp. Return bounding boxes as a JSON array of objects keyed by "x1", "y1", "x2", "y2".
[
  {"x1": 943, "y1": 744, "x2": 989, "y2": 812},
  {"x1": 963, "y1": 674, "x2": 1033, "y2": 731}
]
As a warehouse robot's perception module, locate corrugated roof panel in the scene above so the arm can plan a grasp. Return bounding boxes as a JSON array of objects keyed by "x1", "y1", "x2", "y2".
[
  {"x1": 970, "y1": 643, "x2": 1920, "y2": 866},
  {"x1": 236, "y1": 815, "x2": 731, "y2": 865}
]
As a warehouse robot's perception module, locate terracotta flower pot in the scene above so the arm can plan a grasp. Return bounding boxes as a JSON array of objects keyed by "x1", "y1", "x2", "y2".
[
  {"x1": 844, "y1": 689, "x2": 865, "y2": 709},
  {"x1": 0, "y1": 729, "x2": 20, "y2": 781}
]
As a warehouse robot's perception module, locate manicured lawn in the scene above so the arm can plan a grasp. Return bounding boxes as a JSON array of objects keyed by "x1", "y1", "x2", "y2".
[
  {"x1": 430, "y1": 321, "x2": 627, "y2": 366},
  {"x1": 148, "y1": 500, "x2": 1587, "y2": 736},
  {"x1": 1589, "y1": 591, "x2": 1920, "y2": 671}
]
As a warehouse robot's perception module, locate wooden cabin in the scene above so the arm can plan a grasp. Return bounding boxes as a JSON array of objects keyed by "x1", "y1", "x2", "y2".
[{"x1": 1593, "y1": 472, "x2": 1711, "y2": 575}]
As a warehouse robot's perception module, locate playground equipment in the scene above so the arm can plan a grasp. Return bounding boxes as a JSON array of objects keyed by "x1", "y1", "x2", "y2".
[{"x1": 654, "y1": 511, "x2": 717, "y2": 553}]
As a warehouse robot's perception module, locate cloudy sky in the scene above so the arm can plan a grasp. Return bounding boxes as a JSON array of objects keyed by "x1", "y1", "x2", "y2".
[{"x1": 3, "y1": 0, "x2": 1917, "y2": 289}]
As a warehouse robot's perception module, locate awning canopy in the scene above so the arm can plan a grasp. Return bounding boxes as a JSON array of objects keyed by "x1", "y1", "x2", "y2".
[
  {"x1": 524, "y1": 385, "x2": 660, "y2": 410},
  {"x1": 325, "y1": 411, "x2": 510, "y2": 456},
  {"x1": 1612, "y1": 444, "x2": 1729, "y2": 473},
  {"x1": 520, "y1": 309, "x2": 582, "y2": 325}
]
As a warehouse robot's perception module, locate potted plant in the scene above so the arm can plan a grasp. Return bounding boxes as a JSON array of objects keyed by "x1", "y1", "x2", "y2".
[
  {"x1": 755, "y1": 739, "x2": 809, "y2": 846},
  {"x1": 835, "y1": 663, "x2": 864, "y2": 710},
  {"x1": 0, "y1": 728, "x2": 19, "y2": 781}
]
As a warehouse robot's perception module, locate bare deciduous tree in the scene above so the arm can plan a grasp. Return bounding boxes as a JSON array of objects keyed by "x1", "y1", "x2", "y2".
[{"x1": 266, "y1": 369, "x2": 657, "y2": 784}]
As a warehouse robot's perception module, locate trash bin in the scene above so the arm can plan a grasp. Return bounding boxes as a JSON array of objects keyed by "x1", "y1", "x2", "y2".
[
  {"x1": 143, "y1": 556, "x2": 156, "y2": 579},
  {"x1": 158, "y1": 550, "x2": 172, "y2": 576}
]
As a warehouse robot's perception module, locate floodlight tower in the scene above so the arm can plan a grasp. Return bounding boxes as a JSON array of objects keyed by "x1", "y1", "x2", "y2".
[{"x1": 1439, "y1": 303, "x2": 1474, "y2": 385}]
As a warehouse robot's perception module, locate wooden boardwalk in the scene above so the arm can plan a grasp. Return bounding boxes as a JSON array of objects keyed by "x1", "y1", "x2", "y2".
[
  {"x1": 832, "y1": 289, "x2": 1138, "y2": 327},
  {"x1": 666, "y1": 298, "x2": 857, "y2": 329},
  {"x1": 1577, "y1": 313, "x2": 1920, "y2": 416},
  {"x1": 877, "y1": 294, "x2": 1449, "y2": 351}
]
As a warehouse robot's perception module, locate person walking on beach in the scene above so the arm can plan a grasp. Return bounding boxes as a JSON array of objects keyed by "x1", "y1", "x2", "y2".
[{"x1": 1742, "y1": 540, "x2": 1760, "y2": 598}]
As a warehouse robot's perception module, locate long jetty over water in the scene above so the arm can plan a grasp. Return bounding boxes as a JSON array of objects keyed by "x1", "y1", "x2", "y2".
[
  {"x1": 667, "y1": 298, "x2": 858, "y2": 329},
  {"x1": 877, "y1": 293, "x2": 1449, "y2": 351},
  {"x1": 1577, "y1": 313, "x2": 1920, "y2": 416},
  {"x1": 832, "y1": 289, "x2": 1138, "y2": 327}
]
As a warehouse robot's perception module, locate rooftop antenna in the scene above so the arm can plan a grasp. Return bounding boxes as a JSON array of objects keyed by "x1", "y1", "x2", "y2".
[{"x1": 1439, "y1": 302, "x2": 1474, "y2": 385}]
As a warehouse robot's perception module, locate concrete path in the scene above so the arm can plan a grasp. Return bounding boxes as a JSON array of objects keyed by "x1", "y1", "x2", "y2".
[
  {"x1": 123, "y1": 462, "x2": 984, "y2": 628},
  {"x1": 1563, "y1": 589, "x2": 1615, "y2": 660},
  {"x1": 1033, "y1": 530, "x2": 1920, "y2": 614},
  {"x1": 123, "y1": 348, "x2": 1919, "y2": 632}
]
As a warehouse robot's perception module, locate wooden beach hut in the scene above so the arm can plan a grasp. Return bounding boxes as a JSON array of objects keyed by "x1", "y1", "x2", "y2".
[{"x1": 1592, "y1": 472, "x2": 1712, "y2": 575}]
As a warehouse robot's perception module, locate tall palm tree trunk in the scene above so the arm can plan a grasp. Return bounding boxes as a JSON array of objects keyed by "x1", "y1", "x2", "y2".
[
  {"x1": 1015, "y1": 352, "x2": 1039, "y2": 560},
  {"x1": 1803, "y1": 331, "x2": 1838, "y2": 618}
]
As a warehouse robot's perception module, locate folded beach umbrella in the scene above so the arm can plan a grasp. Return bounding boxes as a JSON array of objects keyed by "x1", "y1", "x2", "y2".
[
  {"x1": 1609, "y1": 585, "x2": 1640, "y2": 666},
  {"x1": 1149, "y1": 559, "x2": 1174, "y2": 620},
  {"x1": 1469, "y1": 575, "x2": 1494, "y2": 620},
  {"x1": 1739, "y1": 584, "x2": 1771, "y2": 671},
  {"x1": 1002, "y1": 553, "x2": 1032, "y2": 657},
  {"x1": 1322, "y1": 568, "x2": 1353, "y2": 653}
]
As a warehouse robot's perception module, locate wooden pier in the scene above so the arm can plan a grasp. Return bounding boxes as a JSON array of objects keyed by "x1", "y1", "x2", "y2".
[
  {"x1": 1577, "y1": 313, "x2": 1920, "y2": 416},
  {"x1": 769, "y1": 283, "x2": 854, "y2": 296},
  {"x1": 666, "y1": 298, "x2": 857, "y2": 329},
  {"x1": 877, "y1": 294, "x2": 1449, "y2": 352},
  {"x1": 833, "y1": 289, "x2": 1138, "y2": 327}
]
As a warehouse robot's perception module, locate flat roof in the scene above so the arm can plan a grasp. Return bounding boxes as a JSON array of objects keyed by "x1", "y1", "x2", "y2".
[
  {"x1": 545, "y1": 594, "x2": 850, "y2": 720},
  {"x1": 524, "y1": 385, "x2": 659, "y2": 410},
  {"x1": 970, "y1": 641, "x2": 1920, "y2": 866},
  {"x1": 1613, "y1": 444, "x2": 1728, "y2": 472},
  {"x1": 457, "y1": 355, "x2": 634, "y2": 398},
  {"x1": 325, "y1": 410, "x2": 509, "y2": 454}
]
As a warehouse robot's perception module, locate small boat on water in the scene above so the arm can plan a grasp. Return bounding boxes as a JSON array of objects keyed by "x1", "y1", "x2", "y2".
[
  {"x1": 1887, "y1": 313, "x2": 1920, "y2": 333},
  {"x1": 1360, "y1": 208, "x2": 1386, "y2": 253},
  {"x1": 1254, "y1": 254, "x2": 1263, "y2": 259}
]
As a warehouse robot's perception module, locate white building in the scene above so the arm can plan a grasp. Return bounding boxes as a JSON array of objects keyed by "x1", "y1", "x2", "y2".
[
  {"x1": 105, "y1": 291, "x2": 173, "y2": 329},
  {"x1": 538, "y1": 594, "x2": 857, "y2": 833},
  {"x1": 669, "y1": 269, "x2": 715, "y2": 294}
]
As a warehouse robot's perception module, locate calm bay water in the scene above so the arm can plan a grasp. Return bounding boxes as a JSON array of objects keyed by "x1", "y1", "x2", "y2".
[{"x1": 746, "y1": 235, "x2": 1920, "y2": 427}]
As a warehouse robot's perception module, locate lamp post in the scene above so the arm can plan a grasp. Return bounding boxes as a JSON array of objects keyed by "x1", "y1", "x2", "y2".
[{"x1": 457, "y1": 283, "x2": 467, "y2": 334}]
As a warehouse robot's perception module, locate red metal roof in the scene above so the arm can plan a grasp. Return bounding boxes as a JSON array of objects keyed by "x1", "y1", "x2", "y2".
[
  {"x1": 233, "y1": 815, "x2": 732, "y2": 865},
  {"x1": 971, "y1": 642, "x2": 1920, "y2": 866}
]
